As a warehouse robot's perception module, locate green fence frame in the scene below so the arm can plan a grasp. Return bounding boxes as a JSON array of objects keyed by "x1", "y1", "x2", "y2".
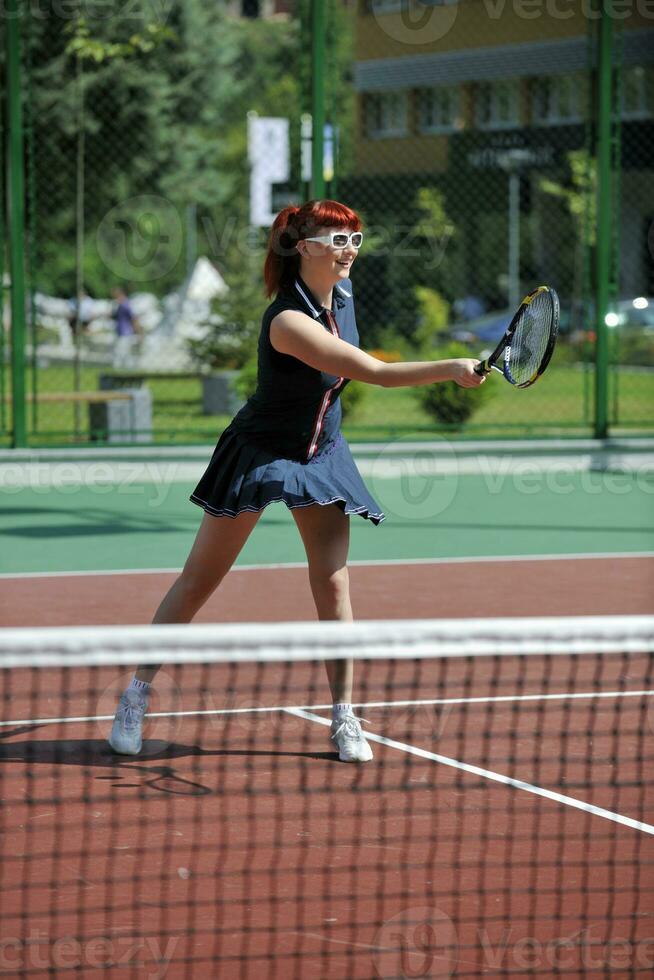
[
  {"x1": 5, "y1": 0, "x2": 27, "y2": 448},
  {"x1": 2, "y1": 2, "x2": 650, "y2": 448}
]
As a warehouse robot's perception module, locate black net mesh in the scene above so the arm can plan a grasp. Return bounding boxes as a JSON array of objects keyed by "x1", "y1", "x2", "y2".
[{"x1": 0, "y1": 617, "x2": 652, "y2": 977}]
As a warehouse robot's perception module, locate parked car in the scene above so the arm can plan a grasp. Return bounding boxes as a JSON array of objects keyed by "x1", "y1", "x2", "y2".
[
  {"x1": 450, "y1": 304, "x2": 574, "y2": 347},
  {"x1": 608, "y1": 297, "x2": 654, "y2": 332}
]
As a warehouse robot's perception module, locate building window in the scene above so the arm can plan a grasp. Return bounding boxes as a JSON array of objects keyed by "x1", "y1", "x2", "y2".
[
  {"x1": 418, "y1": 85, "x2": 461, "y2": 134},
  {"x1": 475, "y1": 80, "x2": 519, "y2": 131},
  {"x1": 532, "y1": 74, "x2": 585, "y2": 125},
  {"x1": 364, "y1": 92, "x2": 409, "y2": 138},
  {"x1": 622, "y1": 66, "x2": 653, "y2": 119}
]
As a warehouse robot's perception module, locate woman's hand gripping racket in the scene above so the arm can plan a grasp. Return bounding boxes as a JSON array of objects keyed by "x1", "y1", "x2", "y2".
[{"x1": 474, "y1": 286, "x2": 559, "y2": 388}]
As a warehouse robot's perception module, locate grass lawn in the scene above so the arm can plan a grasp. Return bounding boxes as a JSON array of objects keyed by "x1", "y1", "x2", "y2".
[
  {"x1": 346, "y1": 363, "x2": 654, "y2": 439},
  {"x1": 1, "y1": 361, "x2": 652, "y2": 446}
]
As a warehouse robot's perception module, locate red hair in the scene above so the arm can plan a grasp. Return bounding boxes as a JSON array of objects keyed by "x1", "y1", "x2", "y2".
[{"x1": 263, "y1": 199, "x2": 362, "y2": 298}]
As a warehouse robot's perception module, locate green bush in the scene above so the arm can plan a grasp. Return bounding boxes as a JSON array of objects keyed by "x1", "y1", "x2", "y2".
[
  {"x1": 339, "y1": 380, "x2": 366, "y2": 419},
  {"x1": 613, "y1": 329, "x2": 654, "y2": 367},
  {"x1": 235, "y1": 356, "x2": 259, "y2": 400},
  {"x1": 367, "y1": 326, "x2": 420, "y2": 362},
  {"x1": 415, "y1": 341, "x2": 496, "y2": 425},
  {"x1": 414, "y1": 285, "x2": 451, "y2": 351}
]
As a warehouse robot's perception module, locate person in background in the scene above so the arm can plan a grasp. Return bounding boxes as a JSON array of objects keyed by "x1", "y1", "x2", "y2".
[{"x1": 111, "y1": 286, "x2": 141, "y2": 369}]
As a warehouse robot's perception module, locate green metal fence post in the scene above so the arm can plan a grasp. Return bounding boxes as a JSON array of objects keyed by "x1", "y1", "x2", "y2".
[
  {"x1": 6, "y1": 0, "x2": 27, "y2": 448},
  {"x1": 594, "y1": 1, "x2": 613, "y2": 440},
  {"x1": 310, "y1": 0, "x2": 326, "y2": 200}
]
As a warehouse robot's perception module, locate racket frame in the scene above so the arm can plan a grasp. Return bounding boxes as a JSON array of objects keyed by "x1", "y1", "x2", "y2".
[{"x1": 474, "y1": 285, "x2": 560, "y2": 388}]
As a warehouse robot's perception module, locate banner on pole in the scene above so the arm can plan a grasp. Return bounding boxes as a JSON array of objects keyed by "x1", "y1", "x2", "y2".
[
  {"x1": 301, "y1": 115, "x2": 336, "y2": 184},
  {"x1": 248, "y1": 115, "x2": 290, "y2": 227}
]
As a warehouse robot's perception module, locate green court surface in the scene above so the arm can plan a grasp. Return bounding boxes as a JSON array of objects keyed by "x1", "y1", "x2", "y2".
[{"x1": 1, "y1": 445, "x2": 652, "y2": 575}]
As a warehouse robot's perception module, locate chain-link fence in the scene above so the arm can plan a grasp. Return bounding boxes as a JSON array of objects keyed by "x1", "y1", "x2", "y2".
[
  {"x1": 341, "y1": 0, "x2": 654, "y2": 437},
  {"x1": 2, "y1": 0, "x2": 653, "y2": 446}
]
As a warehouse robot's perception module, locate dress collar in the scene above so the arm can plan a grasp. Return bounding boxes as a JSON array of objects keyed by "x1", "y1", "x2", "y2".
[{"x1": 293, "y1": 275, "x2": 349, "y2": 319}]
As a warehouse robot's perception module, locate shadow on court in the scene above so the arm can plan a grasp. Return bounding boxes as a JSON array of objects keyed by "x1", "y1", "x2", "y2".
[{"x1": 0, "y1": 730, "x2": 340, "y2": 796}]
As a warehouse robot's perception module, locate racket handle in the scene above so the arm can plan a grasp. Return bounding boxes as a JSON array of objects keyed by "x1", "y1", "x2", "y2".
[{"x1": 474, "y1": 359, "x2": 490, "y2": 376}]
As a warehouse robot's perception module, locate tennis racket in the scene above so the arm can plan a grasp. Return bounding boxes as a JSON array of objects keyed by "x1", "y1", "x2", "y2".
[{"x1": 474, "y1": 286, "x2": 559, "y2": 388}]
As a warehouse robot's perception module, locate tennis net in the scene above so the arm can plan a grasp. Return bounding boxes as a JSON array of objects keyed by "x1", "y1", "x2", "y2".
[{"x1": 0, "y1": 616, "x2": 653, "y2": 978}]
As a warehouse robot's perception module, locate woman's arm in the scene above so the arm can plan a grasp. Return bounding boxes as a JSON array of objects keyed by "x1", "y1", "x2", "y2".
[{"x1": 270, "y1": 310, "x2": 485, "y2": 389}]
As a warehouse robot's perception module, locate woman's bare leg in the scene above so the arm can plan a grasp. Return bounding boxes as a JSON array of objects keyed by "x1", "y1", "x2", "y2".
[
  {"x1": 291, "y1": 503, "x2": 353, "y2": 702},
  {"x1": 135, "y1": 509, "x2": 261, "y2": 682},
  {"x1": 291, "y1": 504, "x2": 371, "y2": 762}
]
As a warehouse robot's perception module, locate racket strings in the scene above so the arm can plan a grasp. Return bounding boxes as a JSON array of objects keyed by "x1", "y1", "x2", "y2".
[{"x1": 505, "y1": 292, "x2": 553, "y2": 385}]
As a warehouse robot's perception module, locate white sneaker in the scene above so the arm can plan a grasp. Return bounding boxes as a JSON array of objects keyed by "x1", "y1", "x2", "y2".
[
  {"x1": 108, "y1": 691, "x2": 148, "y2": 755},
  {"x1": 330, "y1": 713, "x2": 373, "y2": 763}
]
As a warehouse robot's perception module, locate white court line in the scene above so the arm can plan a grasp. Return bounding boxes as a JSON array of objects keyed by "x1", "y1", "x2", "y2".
[
  {"x1": 1, "y1": 687, "x2": 652, "y2": 730},
  {"x1": 286, "y1": 707, "x2": 654, "y2": 837},
  {"x1": 2, "y1": 437, "x2": 653, "y2": 460},
  {"x1": 1, "y1": 551, "x2": 653, "y2": 579}
]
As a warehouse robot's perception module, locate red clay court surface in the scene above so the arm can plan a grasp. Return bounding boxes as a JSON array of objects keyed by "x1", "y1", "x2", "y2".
[
  {"x1": 2, "y1": 554, "x2": 653, "y2": 626},
  {"x1": 1, "y1": 556, "x2": 653, "y2": 978}
]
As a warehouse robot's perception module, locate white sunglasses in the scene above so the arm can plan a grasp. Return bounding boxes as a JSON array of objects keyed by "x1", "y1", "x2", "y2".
[{"x1": 302, "y1": 231, "x2": 363, "y2": 250}]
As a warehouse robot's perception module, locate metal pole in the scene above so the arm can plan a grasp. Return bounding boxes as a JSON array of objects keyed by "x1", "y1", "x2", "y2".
[
  {"x1": 508, "y1": 169, "x2": 520, "y2": 310},
  {"x1": 74, "y1": 55, "x2": 85, "y2": 436},
  {"x1": 6, "y1": 0, "x2": 27, "y2": 448},
  {"x1": 594, "y1": 1, "x2": 612, "y2": 439},
  {"x1": 186, "y1": 202, "x2": 197, "y2": 279},
  {"x1": 310, "y1": 0, "x2": 326, "y2": 200}
]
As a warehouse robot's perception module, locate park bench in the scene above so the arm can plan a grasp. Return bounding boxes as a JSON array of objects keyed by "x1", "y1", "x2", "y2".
[{"x1": 4, "y1": 389, "x2": 152, "y2": 442}]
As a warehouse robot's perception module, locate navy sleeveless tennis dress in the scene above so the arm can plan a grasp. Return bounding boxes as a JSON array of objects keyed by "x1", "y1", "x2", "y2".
[{"x1": 190, "y1": 276, "x2": 385, "y2": 525}]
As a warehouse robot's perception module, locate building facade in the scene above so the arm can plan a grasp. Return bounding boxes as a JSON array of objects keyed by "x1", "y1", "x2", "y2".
[{"x1": 345, "y1": 0, "x2": 654, "y2": 324}]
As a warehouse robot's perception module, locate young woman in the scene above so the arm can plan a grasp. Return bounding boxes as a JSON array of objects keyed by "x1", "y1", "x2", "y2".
[{"x1": 109, "y1": 199, "x2": 486, "y2": 763}]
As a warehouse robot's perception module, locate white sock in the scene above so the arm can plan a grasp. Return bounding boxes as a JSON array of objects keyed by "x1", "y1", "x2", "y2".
[
  {"x1": 127, "y1": 677, "x2": 151, "y2": 698},
  {"x1": 332, "y1": 702, "x2": 352, "y2": 723}
]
